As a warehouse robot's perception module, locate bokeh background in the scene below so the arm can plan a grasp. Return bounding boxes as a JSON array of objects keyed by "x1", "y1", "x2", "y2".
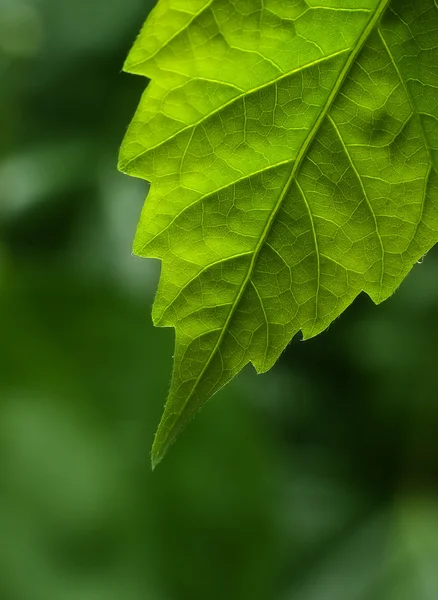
[{"x1": 1, "y1": 1, "x2": 438, "y2": 599}]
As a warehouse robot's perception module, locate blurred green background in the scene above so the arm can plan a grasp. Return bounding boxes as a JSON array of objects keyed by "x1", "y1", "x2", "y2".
[{"x1": 1, "y1": 1, "x2": 438, "y2": 599}]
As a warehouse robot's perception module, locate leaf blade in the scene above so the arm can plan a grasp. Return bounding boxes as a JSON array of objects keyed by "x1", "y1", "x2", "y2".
[{"x1": 119, "y1": 0, "x2": 438, "y2": 466}]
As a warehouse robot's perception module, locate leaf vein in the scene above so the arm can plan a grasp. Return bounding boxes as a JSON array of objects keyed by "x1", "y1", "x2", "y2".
[
  {"x1": 250, "y1": 281, "x2": 270, "y2": 368},
  {"x1": 328, "y1": 114, "x2": 385, "y2": 302},
  {"x1": 120, "y1": 48, "x2": 351, "y2": 172},
  {"x1": 296, "y1": 179, "x2": 321, "y2": 335},
  {"x1": 378, "y1": 28, "x2": 435, "y2": 169}
]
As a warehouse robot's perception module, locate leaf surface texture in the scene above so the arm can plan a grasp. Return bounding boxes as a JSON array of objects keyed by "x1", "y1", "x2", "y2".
[{"x1": 119, "y1": 0, "x2": 438, "y2": 466}]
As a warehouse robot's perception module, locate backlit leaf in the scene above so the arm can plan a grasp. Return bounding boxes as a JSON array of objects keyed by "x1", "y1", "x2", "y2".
[{"x1": 119, "y1": 0, "x2": 438, "y2": 466}]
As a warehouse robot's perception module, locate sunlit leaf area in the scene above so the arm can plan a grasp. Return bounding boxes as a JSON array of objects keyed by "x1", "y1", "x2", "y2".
[
  {"x1": 1, "y1": 1, "x2": 438, "y2": 599},
  {"x1": 120, "y1": 0, "x2": 438, "y2": 464}
]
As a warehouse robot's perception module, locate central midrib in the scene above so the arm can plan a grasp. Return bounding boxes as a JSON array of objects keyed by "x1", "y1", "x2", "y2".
[{"x1": 159, "y1": 0, "x2": 391, "y2": 450}]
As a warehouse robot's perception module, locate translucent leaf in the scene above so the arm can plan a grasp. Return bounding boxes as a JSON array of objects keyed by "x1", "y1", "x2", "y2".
[{"x1": 119, "y1": 0, "x2": 438, "y2": 466}]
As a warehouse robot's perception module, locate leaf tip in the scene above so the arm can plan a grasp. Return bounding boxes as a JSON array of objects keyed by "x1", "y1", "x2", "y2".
[
  {"x1": 150, "y1": 403, "x2": 192, "y2": 468},
  {"x1": 150, "y1": 416, "x2": 173, "y2": 469},
  {"x1": 150, "y1": 432, "x2": 169, "y2": 470},
  {"x1": 150, "y1": 452, "x2": 161, "y2": 471}
]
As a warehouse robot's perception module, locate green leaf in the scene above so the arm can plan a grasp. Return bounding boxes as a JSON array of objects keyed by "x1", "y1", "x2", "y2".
[{"x1": 119, "y1": 0, "x2": 438, "y2": 467}]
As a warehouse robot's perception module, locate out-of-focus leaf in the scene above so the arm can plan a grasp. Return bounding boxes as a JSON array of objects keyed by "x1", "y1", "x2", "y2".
[
  {"x1": 0, "y1": 141, "x2": 95, "y2": 221},
  {"x1": 0, "y1": 268, "x2": 284, "y2": 600}
]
